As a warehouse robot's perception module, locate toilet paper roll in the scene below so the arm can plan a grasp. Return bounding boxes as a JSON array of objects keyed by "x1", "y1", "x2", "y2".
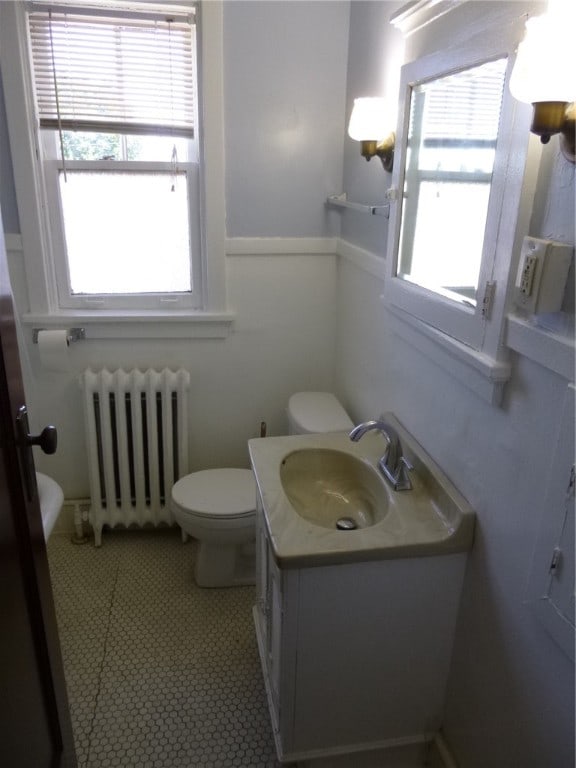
[{"x1": 38, "y1": 329, "x2": 70, "y2": 372}]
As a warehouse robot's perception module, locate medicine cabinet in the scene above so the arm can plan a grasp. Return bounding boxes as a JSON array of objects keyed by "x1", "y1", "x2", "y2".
[
  {"x1": 384, "y1": 25, "x2": 533, "y2": 358},
  {"x1": 397, "y1": 58, "x2": 506, "y2": 307}
]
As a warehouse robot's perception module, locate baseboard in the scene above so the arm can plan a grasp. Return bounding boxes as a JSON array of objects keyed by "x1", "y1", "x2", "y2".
[{"x1": 431, "y1": 732, "x2": 459, "y2": 768}]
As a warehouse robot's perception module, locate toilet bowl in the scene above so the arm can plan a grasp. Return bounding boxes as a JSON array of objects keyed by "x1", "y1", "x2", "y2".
[
  {"x1": 36, "y1": 471, "x2": 64, "y2": 540},
  {"x1": 171, "y1": 392, "x2": 352, "y2": 588},
  {"x1": 171, "y1": 468, "x2": 256, "y2": 588}
]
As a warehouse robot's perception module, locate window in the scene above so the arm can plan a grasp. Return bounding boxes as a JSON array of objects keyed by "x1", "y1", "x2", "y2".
[
  {"x1": 27, "y1": 3, "x2": 201, "y2": 310},
  {"x1": 1, "y1": 0, "x2": 228, "y2": 327}
]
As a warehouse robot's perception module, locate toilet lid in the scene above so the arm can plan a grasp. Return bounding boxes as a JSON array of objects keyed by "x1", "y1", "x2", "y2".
[
  {"x1": 288, "y1": 392, "x2": 353, "y2": 433},
  {"x1": 171, "y1": 469, "x2": 256, "y2": 519}
]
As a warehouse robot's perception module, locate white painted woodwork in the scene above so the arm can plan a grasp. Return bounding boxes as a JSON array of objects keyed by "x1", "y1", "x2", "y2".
[{"x1": 253, "y1": 492, "x2": 467, "y2": 763}]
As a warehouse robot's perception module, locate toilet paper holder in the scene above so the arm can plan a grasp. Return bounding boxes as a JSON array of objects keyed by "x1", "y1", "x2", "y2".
[{"x1": 33, "y1": 327, "x2": 86, "y2": 344}]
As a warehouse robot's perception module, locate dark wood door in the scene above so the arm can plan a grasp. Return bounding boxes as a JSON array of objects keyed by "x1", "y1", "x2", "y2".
[{"x1": 0, "y1": 226, "x2": 76, "y2": 767}]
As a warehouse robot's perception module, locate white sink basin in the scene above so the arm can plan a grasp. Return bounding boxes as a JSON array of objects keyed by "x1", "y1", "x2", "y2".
[{"x1": 280, "y1": 448, "x2": 388, "y2": 529}]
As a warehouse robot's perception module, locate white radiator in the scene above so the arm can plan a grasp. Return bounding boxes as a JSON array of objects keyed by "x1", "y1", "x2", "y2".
[{"x1": 81, "y1": 368, "x2": 190, "y2": 546}]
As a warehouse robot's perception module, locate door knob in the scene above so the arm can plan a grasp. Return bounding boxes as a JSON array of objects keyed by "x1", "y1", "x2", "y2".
[
  {"x1": 26, "y1": 425, "x2": 58, "y2": 455},
  {"x1": 15, "y1": 405, "x2": 59, "y2": 502},
  {"x1": 16, "y1": 406, "x2": 58, "y2": 454}
]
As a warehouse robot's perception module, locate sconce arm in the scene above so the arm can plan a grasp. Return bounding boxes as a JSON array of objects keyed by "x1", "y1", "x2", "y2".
[{"x1": 360, "y1": 132, "x2": 395, "y2": 172}]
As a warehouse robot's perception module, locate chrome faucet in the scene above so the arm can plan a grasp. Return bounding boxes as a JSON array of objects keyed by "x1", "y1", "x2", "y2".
[{"x1": 349, "y1": 419, "x2": 413, "y2": 491}]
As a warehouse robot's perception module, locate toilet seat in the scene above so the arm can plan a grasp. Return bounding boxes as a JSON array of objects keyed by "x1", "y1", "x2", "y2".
[{"x1": 171, "y1": 468, "x2": 256, "y2": 519}]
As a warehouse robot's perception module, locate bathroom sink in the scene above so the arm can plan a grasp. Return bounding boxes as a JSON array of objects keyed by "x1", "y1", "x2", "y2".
[
  {"x1": 280, "y1": 448, "x2": 388, "y2": 530},
  {"x1": 249, "y1": 415, "x2": 476, "y2": 567}
]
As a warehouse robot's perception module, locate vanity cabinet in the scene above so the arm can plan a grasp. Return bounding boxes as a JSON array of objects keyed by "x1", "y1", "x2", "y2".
[{"x1": 253, "y1": 491, "x2": 468, "y2": 763}]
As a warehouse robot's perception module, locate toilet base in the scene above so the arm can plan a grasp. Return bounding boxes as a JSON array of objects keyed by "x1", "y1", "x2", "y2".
[{"x1": 194, "y1": 540, "x2": 255, "y2": 588}]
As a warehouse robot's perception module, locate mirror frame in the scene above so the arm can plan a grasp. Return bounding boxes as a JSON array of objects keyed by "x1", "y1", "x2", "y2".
[{"x1": 383, "y1": 32, "x2": 531, "y2": 351}]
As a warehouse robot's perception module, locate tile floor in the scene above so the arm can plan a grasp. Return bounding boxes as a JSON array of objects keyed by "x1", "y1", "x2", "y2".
[{"x1": 47, "y1": 529, "x2": 281, "y2": 768}]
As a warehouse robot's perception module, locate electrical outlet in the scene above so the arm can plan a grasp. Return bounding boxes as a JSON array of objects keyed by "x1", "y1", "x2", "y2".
[
  {"x1": 518, "y1": 254, "x2": 537, "y2": 296},
  {"x1": 514, "y1": 237, "x2": 573, "y2": 314}
]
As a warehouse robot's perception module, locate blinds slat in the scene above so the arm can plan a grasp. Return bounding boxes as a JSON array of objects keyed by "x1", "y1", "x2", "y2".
[
  {"x1": 413, "y1": 59, "x2": 507, "y2": 143},
  {"x1": 28, "y1": 7, "x2": 195, "y2": 136},
  {"x1": 39, "y1": 118, "x2": 194, "y2": 137}
]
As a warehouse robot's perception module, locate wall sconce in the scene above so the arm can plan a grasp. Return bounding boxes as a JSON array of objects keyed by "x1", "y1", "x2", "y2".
[
  {"x1": 509, "y1": 2, "x2": 575, "y2": 163},
  {"x1": 348, "y1": 97, "x2": 395, "y2": 172}
]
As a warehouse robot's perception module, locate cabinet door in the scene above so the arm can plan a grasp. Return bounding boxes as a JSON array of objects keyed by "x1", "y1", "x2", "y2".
[
  {"x1": 267, "y1": 557, "x2": 282, "y2": 720},
  {"x1": 254, "y1": 500, "x2": 268, "y2": 637},
  {"x1": 526, "y1": 384, "x2": 575, "y2": 661},
  {"x1": 254, "y1": 504, "x2": 283, "y2": 727}
]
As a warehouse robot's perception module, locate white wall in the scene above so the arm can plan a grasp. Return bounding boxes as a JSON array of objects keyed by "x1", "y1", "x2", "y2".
[
  {"x1": 337, "y1": 2, "x2": 574, "y2": 767},
  {"x1": 0, "y1": 1, "x2": 350, "y2": 498}
]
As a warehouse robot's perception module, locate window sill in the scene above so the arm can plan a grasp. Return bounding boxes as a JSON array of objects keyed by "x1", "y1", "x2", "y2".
[
  {"x1": 385, "y1": 304, "x2": 511, "y2": 405},
  {"x1": 22, "y1": 310, "x2": 235, "y2": 340}
]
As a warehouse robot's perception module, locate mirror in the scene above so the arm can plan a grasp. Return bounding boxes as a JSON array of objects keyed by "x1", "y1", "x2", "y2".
[{"x1": 396, "y1": 58, "x2": 507, "y2": 307}]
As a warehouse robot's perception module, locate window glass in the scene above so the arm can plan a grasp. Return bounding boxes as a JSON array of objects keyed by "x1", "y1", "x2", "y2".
[
  {"x1": 59, "y1": 170, "x2": 192, "y2": 295},
  {"x1": 397, "y1": 58, "x2": 507, "y2": 306},
  {"x1": 62, "y1": 131, "x2": 191, "y2": 162},
  {"x1": 404, "y1": 182, "x2": 491, "y2": 300}
]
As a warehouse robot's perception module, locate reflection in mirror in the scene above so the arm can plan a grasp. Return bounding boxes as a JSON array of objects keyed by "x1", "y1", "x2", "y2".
[{"x1": 397, "y1": 58, "x2": 507, "y2": 307}]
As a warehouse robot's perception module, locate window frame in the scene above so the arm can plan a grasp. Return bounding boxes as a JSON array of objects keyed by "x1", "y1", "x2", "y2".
[
  {"x1": 383, "y1": 23, "x2": 535, "y2": 363},
  {"x1": 0, "y1": 0, "x2": 228, "y2": 327}
]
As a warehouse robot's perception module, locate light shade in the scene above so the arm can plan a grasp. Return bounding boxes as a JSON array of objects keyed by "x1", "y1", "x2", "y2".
[
  {"x1": 348, "y1": 97, "x2": 389, "y2": 141},
  {"x1": 509, "y1": 6, "x2": 575, "y2": 105}
]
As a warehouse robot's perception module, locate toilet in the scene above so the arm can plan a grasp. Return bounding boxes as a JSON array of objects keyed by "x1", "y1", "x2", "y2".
[
  {"x1": 170, "y1": 392, "x2": 353, "y2": 588},
  {"x1": 36, "y1": 471, "x2": 64, "y2": 540}
]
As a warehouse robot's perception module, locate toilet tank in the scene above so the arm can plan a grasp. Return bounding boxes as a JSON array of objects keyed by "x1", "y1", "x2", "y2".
[{"x1": 287, "y1": 392, "x2": 353, "y2": 435}]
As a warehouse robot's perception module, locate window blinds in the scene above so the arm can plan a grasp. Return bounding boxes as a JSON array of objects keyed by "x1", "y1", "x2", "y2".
[
  {"x1": 415, "y1": 58, "x2": 507, "y2": 145},
  {"x1": 28, "y1": 6, "x2": 195, "y2": 137}
]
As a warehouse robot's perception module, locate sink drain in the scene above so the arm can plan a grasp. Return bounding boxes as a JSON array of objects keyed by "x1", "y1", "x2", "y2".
[{"x1": 336, "y1": 517, "x2": 358, "y2": 531}]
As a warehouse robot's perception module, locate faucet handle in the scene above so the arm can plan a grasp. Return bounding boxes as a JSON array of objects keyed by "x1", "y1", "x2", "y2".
[
  {"x1": 378, "y1": 453, "x2": 413, "y2": 491},
  {"x1": 400, "y1": 455, "x2": 413, "y2": 472},
  {"x1": 396, "y1": 456, "x2": 413, "y2": 490}
]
